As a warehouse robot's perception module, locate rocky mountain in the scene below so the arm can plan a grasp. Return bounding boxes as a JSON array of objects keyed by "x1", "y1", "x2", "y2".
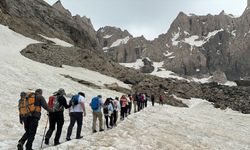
[
  {"x1": 98, "y1": 2, "x2": 250, "y2": 81},
  {"x1": 0, "y1": 0, "x2": 100, "y2": 50}
]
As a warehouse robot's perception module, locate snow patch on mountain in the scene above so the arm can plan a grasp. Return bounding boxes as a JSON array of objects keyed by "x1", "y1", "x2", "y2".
[
  {"x1": 172, "y1": 29, "x2": 180, "y2": 46},
  {"x1": 103, "y1": 35, "x2": 112, "y2": 39},
  {"x1": 120, "y1": 59, "x2": 144, "y2": 70},
  {"x1": 110, "y1": 36, "x2": 130, "y2": 48},
  {"x1": 163, "y1": 51, "x2": 174, "y2": 57},
  {"x1": 231, "y1": 30, "x2": 236, "y2": 37},
  {"x1": 39, "y1": 34, "x2": 73, "y2": 47},
  {"x1": 183, "y1": 29, "x2": 224, "y2": 47}
]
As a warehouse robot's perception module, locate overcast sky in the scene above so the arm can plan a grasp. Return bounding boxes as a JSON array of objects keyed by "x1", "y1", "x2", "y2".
[{"x1": 44, "y1": 0, "x2": 247, "y2": 40}]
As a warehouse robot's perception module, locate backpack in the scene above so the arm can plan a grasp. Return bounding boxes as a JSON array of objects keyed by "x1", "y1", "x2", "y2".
[
  {"x1": 113, "y1": 100, "x2": 118, "y2": 110},
  {"x1": 103, "y1": 105, "x2": 109, "y2": 114},
  {"x1": 48, "y1": 95, "x2": 62, "y2": 112},
  {"x1": 91, "y1": 97, "x2": 99, "y2": 110},
  {"x1": 71, "y1": 95, "x2": 79, "y2": 107},
  {"x1": 18, "y1": 92, "x2": 41, "y2": 118}
]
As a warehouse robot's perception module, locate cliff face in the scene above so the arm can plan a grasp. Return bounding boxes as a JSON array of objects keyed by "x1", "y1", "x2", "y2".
[{"x1": 100, "y1": 4, "x2": 250, "y2": 80}]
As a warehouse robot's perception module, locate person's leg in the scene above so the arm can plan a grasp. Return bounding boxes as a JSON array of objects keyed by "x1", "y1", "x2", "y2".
[
  {"x1": 25, "y1": 117, "x2": 39, "y2": 150},
  {"x1": 113, "y1": 111, "x2": 117, "y2": 126},
  {"x1": 45, "y1": 115, "x2": 56, "y2": 144},
  {"x1": 18, "y1": 118, "x2": 29, "y2": 150},
  {"x1": 109, "y1": 114, "x2": 113, "y2": 127},
  {"x1": 76, "y1": 112, "x2": 83, "y2": 138},
  {"x1": 105, "y1": 115, "x2": 109, "y2": 128},
  {"x1": 92, "y1": 112, "x2": 97, "y2": 132},
  {"x1": 66, "y1": 113, "x2": 76, "y2": 140},
  {"x1": 54, "y1": 114, "x2": 64, "y2": 144},
  {"x1": 98, "y1": 112, "x2": 104, "y2": 131}
]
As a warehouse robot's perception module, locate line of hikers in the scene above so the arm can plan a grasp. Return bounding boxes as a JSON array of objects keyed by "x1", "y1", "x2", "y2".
[{"x1": 17, "y1": 88, "x2": 164, "y2": 150}]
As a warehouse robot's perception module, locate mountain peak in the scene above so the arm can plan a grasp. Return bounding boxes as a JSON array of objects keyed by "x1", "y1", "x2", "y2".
[
  {"x1": 219, "y1": 10, "x2": 225, "y2": 16},
  {"x1": 52, "y1": 0, "x2": 72, "y2": 17}
]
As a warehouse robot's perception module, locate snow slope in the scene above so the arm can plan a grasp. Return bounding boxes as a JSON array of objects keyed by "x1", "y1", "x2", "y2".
[
  {"x1": 0, "y1": 24, "x2": 130, "y2": 149},
  {"x1": 0, "y1": 24, "x2": 249, "y2": 150},
  {"x1": 43, "y1": 98, "x2": 250, "y2": 150}
]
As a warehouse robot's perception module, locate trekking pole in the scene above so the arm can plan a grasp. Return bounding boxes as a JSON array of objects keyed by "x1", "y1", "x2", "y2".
[{"x1": 40, "y1": 115, "x2": 49, "y2": 149}]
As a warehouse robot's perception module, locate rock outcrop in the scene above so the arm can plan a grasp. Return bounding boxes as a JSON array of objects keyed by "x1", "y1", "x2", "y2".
[
  {"x1": 99, "y1": 3, "x2": 250, "y2": 81},
  {"x1": 0, "y1": 0, "x2": 100, "y2": 50}
]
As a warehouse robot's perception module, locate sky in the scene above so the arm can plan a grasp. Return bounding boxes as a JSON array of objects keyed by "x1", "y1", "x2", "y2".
[{"x1": 44, "y1": 0, "x2": 247, "y2": 40}]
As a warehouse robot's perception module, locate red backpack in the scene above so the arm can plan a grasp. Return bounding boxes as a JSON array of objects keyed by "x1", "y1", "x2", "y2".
[{"x1": 48, "y1": 95, "x2": 63, "y2": 112}]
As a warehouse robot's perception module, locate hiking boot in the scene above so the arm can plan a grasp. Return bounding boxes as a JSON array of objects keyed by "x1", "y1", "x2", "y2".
[
  {"x1": 66, "y1": 137, "x2": 71, "y2": 141},
  {"x1": 99, "y1": 129, "x2": 104, "y2": 132},
  {"x1": 45, "y1": 138, "x2": 49, "y2": 145},
  {"x1": 76, "y1": 136, "x2": 83, "y2": 139},
  {"x1": 54, "y1": 142, "x2": 61, "y2": 146},
  {"x1": 17, "y1": 142, "x2": 23, "y2": 150},
  {"x1": 92, "y1": 130, "x2": 97, "y2": 133}
]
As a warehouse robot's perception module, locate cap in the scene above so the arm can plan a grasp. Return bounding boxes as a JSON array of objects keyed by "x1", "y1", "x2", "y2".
[{"x1": 58, "y1": 88, "x2": 66, "y2": 95}]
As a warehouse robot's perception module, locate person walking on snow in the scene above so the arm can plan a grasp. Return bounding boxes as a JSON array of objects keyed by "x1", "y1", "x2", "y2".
[
  {"x1": 151, "y1": 94, "x2": 155, "y2": 106},
  {"x1": 113, "y1": 97, "x2": 120, "y2": 126},
  {"x1": 66, "y1": 92, "x2": 86, "y2": 141},
  {"x1": 120, "y1": 95, "x2": 127, "y2": 120},
  {"x1": 103, "y1": 98, "x2": 114, "y2": 129},
  {"x1": 45, "y1": 88, "x2": 70, "y2": 146},
  {"x1": 90, "y1": 95, "x2": 104, "y2": 133},
  {"x1": 159, "y1": 95, "x2": 164, "y2": 105},
  {"x1": 18, "y1": 89, "x2": 52, "y2": 150}
]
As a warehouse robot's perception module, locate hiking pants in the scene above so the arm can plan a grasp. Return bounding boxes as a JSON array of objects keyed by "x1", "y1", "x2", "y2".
[
  {"x1": 133, "y1": 101, "x2": 137, "y2": 113},
  {"x1": 66, "y1": 112, "x2": 83, "y2": 139},
  {"x1": 110, "y1": 114, "x2": 114, "y2": 127},
  {"x1": 104, "y1": 115, "x2": 109, "y2": 128},
  {"x1": 121, "y1": 107, "x2": 127, "y2": 119},
  {"x1": 18, "y1": 116, "x2": 39, "y2": 150},
  {"x1": 152, "y1": 100, "x2": 155, "y2": 106},
  {"x1": 128, "y1": 102, "x2": 132, "y2": 114},
  {"x1": 113, "y1": 111, "x2": 118, "y2": 125},
  {"x1": 137, "y1": 101, "x2": 141, "y2": 111},
  {"x1": 92, "y1": 111, "x2": 103, "y2": 131},
  {"x1": 45, "y1": 112, "x2": 64, "y2": 143}
]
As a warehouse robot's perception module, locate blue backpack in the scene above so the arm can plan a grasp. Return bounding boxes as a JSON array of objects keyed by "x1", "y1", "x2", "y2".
[
  {"x1": 91, "y1": 97, "x2": 99, "y2": 110},
  {"x1": 71, "y1": 95, "x2": 79, "y2": 106}
]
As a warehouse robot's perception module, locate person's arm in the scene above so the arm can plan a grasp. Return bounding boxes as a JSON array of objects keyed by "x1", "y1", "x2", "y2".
[
  {"x1": 60, "y1": 96, "x2": 70, "y2": 109},
  {"x1": 81, "y1": 102, "x2": 86, "y2": 116},
  {"x1": 40, "y1": 96, "x2": 53, "y2": 112}
]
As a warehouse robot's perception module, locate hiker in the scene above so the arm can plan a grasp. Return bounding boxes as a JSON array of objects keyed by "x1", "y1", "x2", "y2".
[
  {"x1": 145, "y1": 93, "x2": 148, "y2": 107},
  {"x1": 18, "y1": 89, "x2": 52, "y2": 150},
  {"x1": 66, "y1": 92, "x2": 86, "y2": 141},
  {"x1": 127, "y1": 94, "x2": 132, "y2": 115},
  {"x1": 159, "y1": 95, "x2": 164, "y2": 105},
  {"x1": 113, "y1": 97, "x2": 120, "y2": 126},
  {"x1": 137, "y1": 93, "x2": 142, "y2": 111},
  {"x1": 120, "y1": 95, "x2": 127, "y2": 120},
  {"x1": 103, "y1": 98, "x2": 114, "y2": 129},
  {"x1": 45, "y1": 88, "x2": 70, "y2": 146},
  {"x1": 133, "y1": 93, "x2": 138, "y2": 113},
  {"x1": 140, "y1": 93, "x2": 145, "y2": 110},
  {"x1": 90, "y1": 95, "x2": 104, "y2": 133},
  {"x1": 151, "y1": 94, "x2": 155, "y2": 106}
]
